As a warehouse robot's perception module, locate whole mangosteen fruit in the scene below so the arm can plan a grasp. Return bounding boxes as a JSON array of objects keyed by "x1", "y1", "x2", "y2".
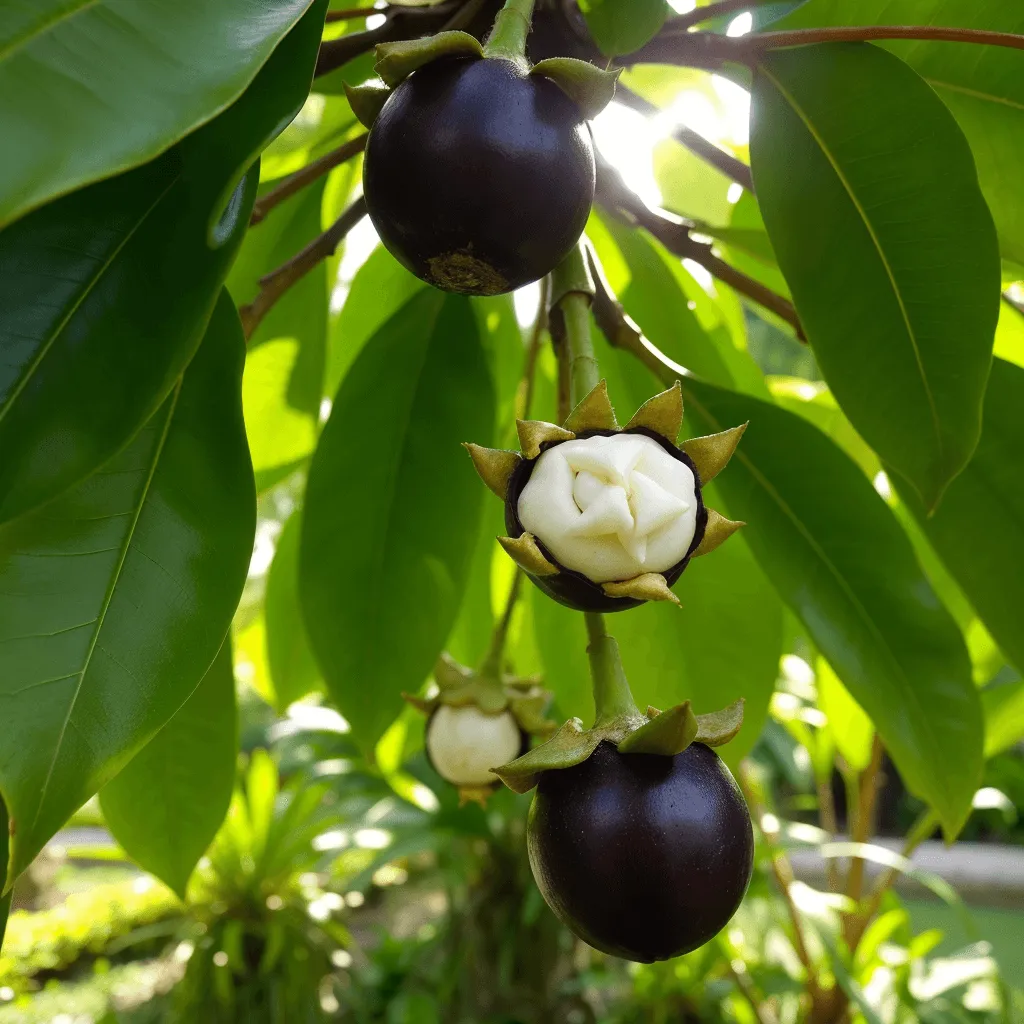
[
  {"x1": 363, "y1": 55, "x2": 595, "y2": 295},
  {"x1": 527, "y1": 740, "x2": 753, "y2": 961}
]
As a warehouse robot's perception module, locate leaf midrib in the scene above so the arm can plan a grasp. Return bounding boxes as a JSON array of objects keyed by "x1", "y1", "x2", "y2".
[
  {"x1": 0, "y1": 173, "x2": 177, "y2": 430},
  {"x1": 0, "y1": 0, "x2": 104, "y2": 65},
  {"x1": 28, "y1": 381, "x2": 183, "y2": 846},
  {"x1": 684, "y1": 386, "x2": 953, "y2": 815},
  {"x1": 758, "y1": 64, "x2": 947, "y2": 477}
]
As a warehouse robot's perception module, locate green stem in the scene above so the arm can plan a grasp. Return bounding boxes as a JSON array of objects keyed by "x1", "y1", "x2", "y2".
[
  {"x1": 479, "y1": 571, "x2": 523, "y2": 679},
  {"x1": 482, "y1": 0, "x2": 536, "y2": 64},
  {"x1": 550, "y1": 243, "x2": 599, "y2": 409},
  {"x1": 585, "y1": 613, "x2": 642, "y2": 729}
]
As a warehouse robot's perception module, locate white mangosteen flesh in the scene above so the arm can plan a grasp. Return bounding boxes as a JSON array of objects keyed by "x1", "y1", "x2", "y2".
[
  {"x1": 517, "y1": 433, "x2": 698, "y2": 583},
  {"x1": 426, "y1": 704, "x2": 522, "y2": 787}
]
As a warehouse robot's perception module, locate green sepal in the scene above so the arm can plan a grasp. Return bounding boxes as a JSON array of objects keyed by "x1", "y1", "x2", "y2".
[
  {"x1": 695, "y1": 698, "x2": 745, "y2": 747},
  {"x1": 374, "y1": 31, "x2": 483, "y2": 88},
  {"x1": 403, "y1": 653, "x2": 555, "y2": 732},
  {"x1": 530, "y1": 58, "x2": 620, "y2": 120},
  {"x1": 618, "y1": 701, "x2": 698, "y2": 755},
  {"x1": 344, "y1": 80, "x2": 392, "y2": 129},
  {"x1": 491, "y1": 718, "x2": 600, "y2": 794}
]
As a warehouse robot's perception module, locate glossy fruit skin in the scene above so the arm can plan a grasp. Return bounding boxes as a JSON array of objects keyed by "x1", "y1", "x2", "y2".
[
  {"x1": 363, "y1": 55, "x2": 595, "y2": 295},
  {"x1": 527, "y1": 741, "x2": 753, "y2": 962},
  {"x1": 505, "y1": 428, "x2": 708, "y2": 612}
]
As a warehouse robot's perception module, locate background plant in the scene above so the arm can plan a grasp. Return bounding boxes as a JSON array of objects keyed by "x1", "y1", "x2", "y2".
[{"x1": 2, "y1": 0, "x2": 1024, "y2": 1021}]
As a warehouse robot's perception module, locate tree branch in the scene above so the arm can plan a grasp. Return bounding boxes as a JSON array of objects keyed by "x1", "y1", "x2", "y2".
[
  {"x1": 628, "y1": 24, "x2": 1024, "y2": 69},
  {"x1": 251, "y1": 133, "x2": 368, "y2": 226},
  {"x1": 239, "y1": 195, "x2": 369, "y2": 339},
  {"x1": 746, "y1": 24, "x2": 1024, "y2": 54},
  {"x1": 843, "y1": 734, "x2": 885, "y2": 916},
  {"x1": 325, "y1": 6, "x2": 379, "y2": 22},
  {"x1": 595, "y1": 160, "x2": 803, "y2": 338},
  {"x1": 614, "y1": 84, "x2": 754, "y2": 192}
]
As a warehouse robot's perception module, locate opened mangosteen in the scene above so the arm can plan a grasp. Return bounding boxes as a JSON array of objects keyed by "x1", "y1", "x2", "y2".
[{"x1": 465, "y1": 380, "x2": 747, "y2": 612}]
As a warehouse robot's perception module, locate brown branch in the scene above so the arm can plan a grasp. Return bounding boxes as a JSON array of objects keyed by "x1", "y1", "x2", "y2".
[
  {"x1": 746, "y1": 25, "x2": 1024, "y2": 54},
  {"x1": 614, "y1": 84, "x2": 754, "y2": 192},
  {"x1": 595, "y1": 159, "x2": 803, "y2": 338},
  {"x1": 817, "y1": 776, "x2": 841, "y2": 892},
  {"x1": 843, "y1": 735, "x2": 885, "y2": 915},
  {"x1": 844, "y1": 807, "x2": 937, "y2": 953},
  {"x1": 251, "y1": 134, "x2": 368, "y2": 226},
  {"x1": 625, "y1": 24, "x2": 1024, "y2": 70},
  {"x1": 315, "y1": 2, "x2": 460, "y2": 77},
  {"x1": 239, "y1": 195, "x2": 369, "y2": 339},
  {"x1": 737, "y1": 765, "x2": 817, "y2": 982},
  {"x1": 325, "y1": 6, "x2": 379, "y2": 22}
]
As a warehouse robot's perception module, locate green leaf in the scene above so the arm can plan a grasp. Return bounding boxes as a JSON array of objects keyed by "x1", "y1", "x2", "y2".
[
  {"x1": 100, "y1": 642, "x2": 238, "y2": 899},
  {"x1": 300, "y1": 290, "x2": 495, "y2": 752},
  {"x1": 682, "y1": 378, "x2": 983, "y2": 838},
  {"x1": 0, "y1": 0, "x2": 322, "y2": 230},
  {"x1": 0, "y1": 890, "x2": 9, "y2": 952},
  {"x1": 327, "y1": 246, "x2": 425, "y2": 395},
  {"x1": 0, "y1": 3, "x2": 326, "y2": 523},
  {"x1": 982, "y1": 680, "x2": 1024, "y2": 758},
  {"x1": 817, "y1": 658, "x2": 873, "y2": 773},
  {"x1": 578, "y1": 0, "x2": 669, "y2": 55},
  {"x1": 228, "y1": 181, "x2": 329, "y2": 492},
  {"x1": 778, "y1": 0, "x2": 1024, "y2": 266},
  {"x1": 896, "y1": 359, "x2": 1024, "y2": 674},
  {"x1": 751, "y1": 44, "x2": 1001, "y2": 509},
  {"x1": 266, "y1": 511, "x2": 322, "y2": 711},
  {"x1": 0, "y1": 291, "x2": 255, "y2": 888}
]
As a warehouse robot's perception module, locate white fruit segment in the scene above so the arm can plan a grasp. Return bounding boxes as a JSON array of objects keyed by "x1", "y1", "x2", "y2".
[
  {"x1": 426, "y1": 705, "x2": 522, "y2": 787},
  {"x1": 517, "y1": 433, "x2": 698, "y2": 583}
]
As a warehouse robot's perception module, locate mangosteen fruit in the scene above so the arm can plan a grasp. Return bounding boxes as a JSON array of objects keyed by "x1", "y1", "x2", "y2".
[
  {"x1": 363, "y1": 55, "x2": 595, "y2": 295},
  {"x1": 426, "y1": 704, "x2": 525, "y2": 788},
  {"x1": 465, "y1": 380, "x2": 747, "y2": 612},
  {"x1": 527, "y1": 739, "x2": 754, "y2": 962}
]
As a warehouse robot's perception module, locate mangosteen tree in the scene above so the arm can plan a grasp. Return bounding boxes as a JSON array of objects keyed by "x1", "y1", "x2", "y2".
[{"x1": 1, "y1": 0, "x2": 1023, "y2": 1020}]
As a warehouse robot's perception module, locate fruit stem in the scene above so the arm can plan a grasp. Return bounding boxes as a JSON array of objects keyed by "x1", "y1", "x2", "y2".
[
  {"x1": 550, "y1": 243, "x2": 599, "y2": 409},
  {"x1": 483, "y1": 0, "x2": 537, "y2": 65},
  {"x1": 585, "y1": 613, "x2": 643, "y2": 730},
  {"x1": 479, "y1": 570, "x2": 523, "y2": 679}
]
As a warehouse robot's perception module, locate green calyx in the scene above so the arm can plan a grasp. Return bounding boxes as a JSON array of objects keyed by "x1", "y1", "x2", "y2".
[
  {"x1": 365, "y1": 0, "x2": 616, "y2": 122},
  {"x1": 492, "y1": 629, "x2": 745, "y2": 794},
  {"x1": 403, "y1": 652, "x2": 555, "y2": 737},
  {"x1": 344, "y1": 80, "x2": 392, "y2": 130},
  {"x1": 374, "y1": 31, "x2": 484, "y2": 88}
]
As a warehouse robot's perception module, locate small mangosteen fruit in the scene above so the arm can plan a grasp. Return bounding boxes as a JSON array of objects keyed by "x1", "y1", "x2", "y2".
[
  {"x1": 426, "y1": 704, "x2": 524, "y2": 788},
  {"x1": 527, "y1": 740, "x2": 753, "y2": 962},
  {"x1": 363, "y1": 55, "x2": 595, "y2": 295}
]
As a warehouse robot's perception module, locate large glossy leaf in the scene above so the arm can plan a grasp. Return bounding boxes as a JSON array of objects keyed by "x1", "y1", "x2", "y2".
[
  {"x1": 326, "y1": 245, "x2": 424, "y2": 396},
  {"x1": 0, "y1": 0, "x2": 326, "y2": 524},
  {"x1": 578, "y1": 0, "x2": 668, "y2": 55},
  {"x1": 982, "y1": 680, "x2": 1024, "y2": 758},
  {"x1": 265, "y1": 511, "x2": 322, "y2": 711},
  {"x1": 0, "y1": 0, "x2": 320, "y2": 230},
  {"x1": 896, "y1": 359, "x2": 1024, "y2": 674},
  {"x1": 751, "y1": 44, "x2": 1000, "y2": 509},
  {"x1": 681, "y1": 378, "x2": 982, "y2": 837},
  {"x1": 228, "y1": 180, "x2": 328, "y2": 492},
  {"x1": 300, "y1": 290, "x2": 495, "y2": 753},
  {"x1": 0, "y1": 292, "x2": 255, "y2": 889},
  {"x1": 778, "y1": 0, "x2": 1024, "y2": 265},
  {"x1": 100, "y1": 642, "x2": 238, "y2": 899}
]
